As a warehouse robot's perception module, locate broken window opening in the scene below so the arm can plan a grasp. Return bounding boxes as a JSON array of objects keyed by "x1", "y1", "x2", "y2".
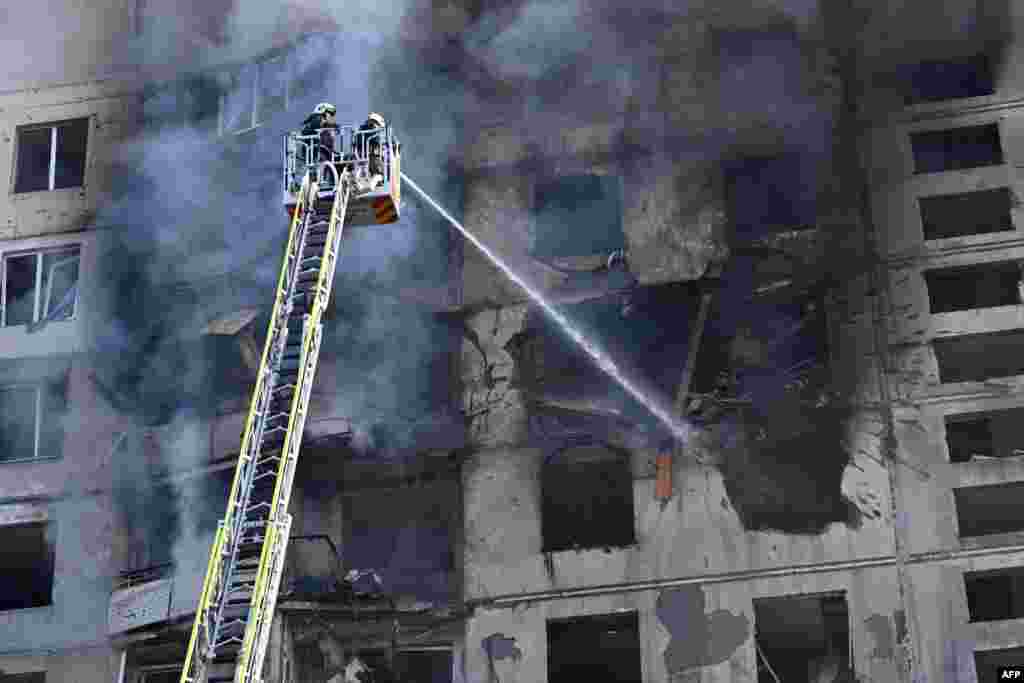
[
  {"x1": 945, "y1": 407, "x2": 1024, "y2": 462},
  {"x1": 547, "y1": 611, "x2": 641, "y2": 683},
  {"x1": 0, "y1": 522, "x2": 56, "y2": 611},
  {"x1": 725, "y1": 153, "x2": 818, "y2": 242},
  {"x1": 924, "y1": 260, "x2": 1021, "y2": 314},
  {"x1": 955, "y1": 482, "x2": 1024, "y2": 538},
  {"x1": 946, "y1": 413, "x2": 995, "y2": 462},
  {"x1": 2, "y1": 246, "x2": 81, "y2": 328},
  {"x1": 754, "y1": 593, "x2": 852, "y2": 683},
  {"x1": 910, "y1": 123, "x2": 1003, "y2": 174},
  {"x1": 975, "y1": 646, "x2": 1024, "y2": 679},
  {"x1": 341, "y1": 471, "x2": 458, "y2": 603},
  {"x1": 899, "y1": 54, "x2": 995, "y2": 104},
  {"x1": 0, "y1": 373, "x2": 69, "y2": 464},
  {"x1": 965, "y1": 567, "x2": 1024, "y2": 622},
  {"x1": 541, "y1": 444, "x2": 635, "y2": 553},
  {"x1": 919, "y1": 187, "x2": 1015, "y2": 241},
  {"x1": 933, "y1": 329, "x2": 1024, "y2": 384},
  {"x1": 14, "y1": 118, "x2": 89, "y2": 193},
  {"x1": 531, "y1": 174, "x2": 626, "y2": 260}
]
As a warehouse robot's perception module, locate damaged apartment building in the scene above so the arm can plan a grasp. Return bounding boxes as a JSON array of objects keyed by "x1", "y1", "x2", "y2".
[{"x1": 6, "y1": 1, "x2": 1024, "y2": 682}]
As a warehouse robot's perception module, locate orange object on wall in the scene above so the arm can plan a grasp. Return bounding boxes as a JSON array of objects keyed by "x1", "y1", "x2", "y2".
[{"x1": 655, "y1": 452, "x2": 673, "y2": 500}]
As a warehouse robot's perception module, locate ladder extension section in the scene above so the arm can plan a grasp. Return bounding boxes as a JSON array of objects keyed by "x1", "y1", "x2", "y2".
[{"x1": 180, "y1": 173, "x2": 351, "y2": 683}]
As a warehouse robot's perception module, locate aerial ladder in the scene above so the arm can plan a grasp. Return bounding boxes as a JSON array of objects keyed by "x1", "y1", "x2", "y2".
[{"x1": 178, "y1": 120, "x2": 402, "y2": 683}]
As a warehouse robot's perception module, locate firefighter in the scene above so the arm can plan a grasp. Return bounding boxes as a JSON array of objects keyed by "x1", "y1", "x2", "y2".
[
  {"x1": 302, "y1": 102, "x2": 340, "y2": 162},
  {"x1": 357, "y1": 112, "x2": 387, "y2": 191}
]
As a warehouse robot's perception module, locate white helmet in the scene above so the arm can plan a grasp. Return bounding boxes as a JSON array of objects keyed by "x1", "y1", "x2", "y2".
[
  {"x1": 365, "y1": 112, "x2": 385, "y2": 127},
  {"x1": 313, "y1": 102, "x2": 336, "y2": 116}
]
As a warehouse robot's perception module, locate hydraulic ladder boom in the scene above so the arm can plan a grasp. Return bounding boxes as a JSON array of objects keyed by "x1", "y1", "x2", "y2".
[{"x1": 179, "y1": 172, "x2": 352, "y2": 683}]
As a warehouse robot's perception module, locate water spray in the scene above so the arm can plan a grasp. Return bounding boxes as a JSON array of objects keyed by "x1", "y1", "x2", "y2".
[{"x1": 401, "y1": 172, "x2": 692, "y2": 444}]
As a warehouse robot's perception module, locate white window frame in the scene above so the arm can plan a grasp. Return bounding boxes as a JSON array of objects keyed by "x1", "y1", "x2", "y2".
[
  {"x1": 13, "y1": 118, "x2": 89, "y2": 193},
  {"x1": 0, "y1": 245, "x2": 81, "y2": 328},
  {"x1": 218, "y1": 56, "x2": 291, "y2": 136},
  {"x1": 0, "y1": 383, "x2": 47, "y2": 463}
]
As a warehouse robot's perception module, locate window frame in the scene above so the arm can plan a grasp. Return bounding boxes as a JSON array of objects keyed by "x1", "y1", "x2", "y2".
[
  {"x1": 1, "y1": 244, "x2": 81, "y2": 328},
  {"x1": 218, "y1": 56, "x2": 292, "y2": 136},
  {"x1": 12, "y1": 118, "x2": 90, "y2": 194},
  {"x1": 0, "y1": 382, "x2": 50, "y2": 464}
]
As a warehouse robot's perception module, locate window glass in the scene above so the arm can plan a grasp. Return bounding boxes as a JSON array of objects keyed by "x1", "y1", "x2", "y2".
[
  {"x1": 0, "y1": 386, "x2": 38, "y2": 462},
  {"x1": 14, "y1": 128, "x2": 51, "y2": 193},
  {"x1": 40, "y1": 250, "x2": 80, "y2": 322},
  {"x1": 4, "y1": 254, "x2": 37, "y2": 327},
  {"x1": 53, "y1": 119, "x2": 88, "y2": 190}
]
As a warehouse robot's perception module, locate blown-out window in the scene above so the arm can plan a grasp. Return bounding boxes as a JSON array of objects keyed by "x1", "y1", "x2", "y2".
[
  {"x1": 547, "y1": 612, "x2": 641, "y2": 683},
  {"x1": 541, "y1": 445, "x2": 635, "y2": 553},
  {"x1": 14, "y1": 119, "x2": 89, "y2": 193},
  {"x1": 919, "y1": 188, "x2": 1015, "y2": 241},
  {"x1": 0, "y1": 521, "x2": 55, "y2": 611}
]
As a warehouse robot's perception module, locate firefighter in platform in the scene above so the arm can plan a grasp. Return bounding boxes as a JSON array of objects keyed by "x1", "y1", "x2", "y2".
[
  {"x1": 302, "y1": 102, "x2": 340, "y2": 162},
  {"x1": 357, "y1": 112, "x2": 387, "y2": 191}
]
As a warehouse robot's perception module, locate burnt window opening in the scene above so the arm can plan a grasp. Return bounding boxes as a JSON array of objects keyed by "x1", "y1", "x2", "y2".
[
  {"x1": 754, "y1": 593, "x2": 851, "y2": 683},
  {"x1": 690, "y1": 291, "x2": 829, "y2": 400},
  {"x1": 0, "y1": 372, "x2": 69, "y2": 464},
  {"x1": 547, "y1": 612, "x2": 641, "y2": 683},
  {"x1": 933, "y1": 330, "x2": 1024, "y2": 384},
  {"x1": 725, "y1": 153, "x2": 818, "y2": 241},
  {"x1": 341, "y1": 472, "x2": 458, "y2": 603},
  {"x1": 965, "y1": 567, "x2": 1024, "y2": 622},
  {"x1": 945, "y1": 407, "x2": 1024, "y2": 462},
  {"x1": 2, "y1": 245, "x2": 81, "y2": 328},
  {"x1": 955, "y1": 482, "x2": 1024, "y2": 538},
  {"x1": 946, "y1": 414, "x2": 995, "y2": 462},
  {"x1": 899, "y1": 54, "x2": 995, "y2": 104},
  {"x1": 924, "y1": 260, "x2": 1021, "y2": 314},
  {"x1": 14, "y1": 118, "x2": 89, "y2": 193},
  {"x1": 910, "y1": 124, "x2": 1003, "y2": 174},
  {"x1": 541, "y1": 445, "x2": 635, "y2": 553},
  {"x1": 975, "y1": 647, "x2": 1024, "y2": 679},
  {"x1": 0, "y1": 674, "x2": 45, "y2": 683},
  {"x1": 531, "y1": 174, "x2": 625, "y2": 260},
  {"x1": 0, "y1": 522, "x2": 56, "y2": 611},
  {"x1": 919, "y1": 188, "x2": 1015, "y2": 241}
]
